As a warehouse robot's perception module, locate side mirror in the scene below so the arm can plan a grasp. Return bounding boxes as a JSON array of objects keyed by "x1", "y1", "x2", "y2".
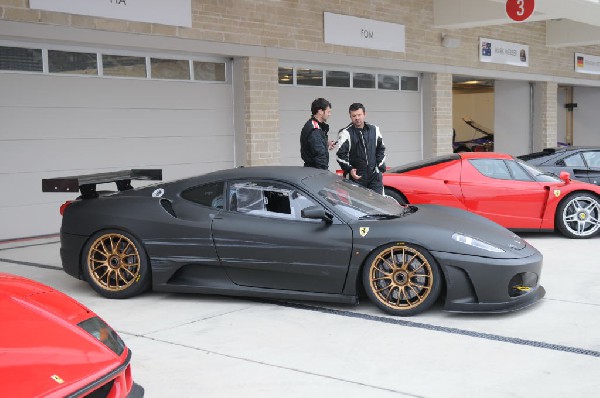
[
  {"x1": 301, "y1": 206, "x2": 333, "y2": 223},
  {"x1": 559, "y1": 171, "x2": 571, "y2": 184}
]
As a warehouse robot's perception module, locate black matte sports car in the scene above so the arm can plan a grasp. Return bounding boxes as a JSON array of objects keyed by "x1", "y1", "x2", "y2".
[
  {"x1": 519, "y1": 146, "x2": 600, "y2": 185},
  {"x1": 43, "y1": 167, "x2": 545, "y2": 316}
]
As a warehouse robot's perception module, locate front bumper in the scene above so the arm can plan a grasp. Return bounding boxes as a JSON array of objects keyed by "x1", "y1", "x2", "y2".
[{"x1": 432, "y1": 250, "x2": 545, "y2": 313}]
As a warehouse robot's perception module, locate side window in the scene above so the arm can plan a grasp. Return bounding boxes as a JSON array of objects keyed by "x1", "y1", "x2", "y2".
[
  {"x1": 559, "y1": 153, "x2": 585, "y2": 167},
  {"x1": 583, "y1": 151, "x2": 600, "y2": 168},
  {"x1": 506, "y1": 160, "x2": 533, "y2": 181},
  {"x1": 470, "y1": 159, "x2": 511, "y2": 180},
  {"x1": 181, "y1": 181, "x2": 224, "y2": 209},
  {"x1": 228, "y1": 181, "x2": 317, "y2": 221}
]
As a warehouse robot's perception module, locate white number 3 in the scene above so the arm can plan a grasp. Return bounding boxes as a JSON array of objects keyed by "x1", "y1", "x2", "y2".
[{"x1": 517, "y1": 0, "x2": 525, "y2": 16}]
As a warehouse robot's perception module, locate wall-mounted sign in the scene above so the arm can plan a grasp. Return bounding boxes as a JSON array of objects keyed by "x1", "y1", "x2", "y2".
[
  {"x1": 479, "y1": 38, "x2": 529, "y2": 67},
  {"x1": 29, "y1": 0, "x2": 192, "y2": 27},
  {"x1": 324, "y1": 12, "x2": 405, "y2": 53},
  {"x1": 575, "y1": 53, "x2": 600, "y2": 75},
  {"x1": 505, "y1": 0, "x2": 535, "y2": 22}
]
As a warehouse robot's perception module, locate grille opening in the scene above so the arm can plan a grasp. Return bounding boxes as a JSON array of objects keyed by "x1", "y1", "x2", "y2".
[{"x1": 509, "y1": 272, "x2": 538, "y2": 297}]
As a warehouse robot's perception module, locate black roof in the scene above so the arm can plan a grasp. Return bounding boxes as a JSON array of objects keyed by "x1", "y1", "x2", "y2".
[{"x1": 518, "y1": 146, "x2": 600, "y2": 161}]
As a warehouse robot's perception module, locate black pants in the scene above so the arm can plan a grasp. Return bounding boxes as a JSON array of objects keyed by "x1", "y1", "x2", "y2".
[{"x1": 351, "y1": 171, "x2": 383, "y2": 195}]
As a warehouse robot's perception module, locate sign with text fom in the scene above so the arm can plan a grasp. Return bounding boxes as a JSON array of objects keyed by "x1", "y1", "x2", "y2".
[
  {"x1": 575, "y1": 53, "x2": 600, "y2": 75},
  {"x1": 29, "y1": 0, "x2": 192, "y2": 27},
  {"x1": 324, "y1": 12, "x2": 405, "y2": 53},
  {"x1": 479, "y1": 37, "x2": 529, "y2": 67}
]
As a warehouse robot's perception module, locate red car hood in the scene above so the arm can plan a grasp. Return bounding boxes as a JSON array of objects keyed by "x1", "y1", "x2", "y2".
[{"x1": 0, "y1": 274, "x2": 126, "y2": 398}]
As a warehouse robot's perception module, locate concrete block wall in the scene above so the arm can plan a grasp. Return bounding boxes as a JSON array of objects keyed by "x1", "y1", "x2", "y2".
[
  {"x1": 429, "y1": 73, "x2": 454, "y2": 156},
  {"x1": 2, "y1": 0, "x2": 599, "y2": 162},
  {"x1": 536, "y1": 82, "x2": 559, "y2": 150},
  {"x1": 2, "y1": 1, "x2": 598, "y2": 80},
  {"x1": 243, "y1": 57, "x2": 280, "y2": 166}
]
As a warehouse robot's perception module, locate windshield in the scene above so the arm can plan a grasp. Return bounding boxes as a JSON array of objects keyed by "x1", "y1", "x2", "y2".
[
  {"x1": 517, "y1": 159, "x2": 560, "y2": 182},
  {"x1": 316, "y1": 179, "x2": 402, "y2": 219}
]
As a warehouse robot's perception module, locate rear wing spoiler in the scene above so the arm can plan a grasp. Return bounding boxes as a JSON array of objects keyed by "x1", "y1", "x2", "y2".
[{"x1": 42, "y1": 169, "x2": 162, "y2": 198}]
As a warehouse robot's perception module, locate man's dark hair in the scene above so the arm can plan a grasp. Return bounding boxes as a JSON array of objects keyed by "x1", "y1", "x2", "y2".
[
  {"x1": 311, "y1": 98, "x2": 331, "y2": 115},
  {"x1": 349, "y1": 103, "x2": 365, "y2": 113}
]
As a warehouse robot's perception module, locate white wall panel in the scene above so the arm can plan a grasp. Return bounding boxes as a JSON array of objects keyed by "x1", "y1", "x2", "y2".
[
  {"x1": 494, "y1": 80, "x2": 531, "y2": 156},
  {"x1": 279, "y1": 86, "x2": 422, "y2": 170},
  {"x1": 573, "y1": 87, "x2": 600, "y2": 146},
  {"x1": 0, "y1": 72, "x2": 233, "y2": 239}
]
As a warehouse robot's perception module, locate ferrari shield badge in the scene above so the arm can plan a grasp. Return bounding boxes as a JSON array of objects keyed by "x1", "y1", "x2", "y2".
[
  {"x1": 51, "y1": 375, "x2": 64, "y2": 384},
  {"x1": 359, "y1": 227, "x2": 369, "y2": 237},
  {"x1": 553, "y1": 189, "x2": 561, "y2": 197}
]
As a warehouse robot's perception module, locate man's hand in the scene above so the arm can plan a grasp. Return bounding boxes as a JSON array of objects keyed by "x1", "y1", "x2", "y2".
[
  {"x1": 350, "y1": 169, "x2": 361, "y2": 180},
  {"x1": 327, "y1": 140, "x2": 337, "y2": 150}
]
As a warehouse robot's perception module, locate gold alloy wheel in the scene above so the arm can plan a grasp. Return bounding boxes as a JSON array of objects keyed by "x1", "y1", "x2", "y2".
[
  {"x1": 368, "y1": 245, "x2": 434, "y2": 311},
  {"x1": 87, "y1": 233, "x2": 141, "y2": 292}
]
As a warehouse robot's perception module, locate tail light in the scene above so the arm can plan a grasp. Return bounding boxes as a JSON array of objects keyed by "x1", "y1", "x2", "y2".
[{"x1": 59, "y1": 201, "x2": 73, "y2": 216}]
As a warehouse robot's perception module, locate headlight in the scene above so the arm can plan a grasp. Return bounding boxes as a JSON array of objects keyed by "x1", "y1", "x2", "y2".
[
  {"x1": 78, "y1": 316, "x2": 126, "y2": 355},
  {"x1": 452, "y1": 233, "x2": 505, "y2": 253}
]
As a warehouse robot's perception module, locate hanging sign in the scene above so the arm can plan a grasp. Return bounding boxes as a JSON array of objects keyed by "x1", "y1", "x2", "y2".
[
  {"x1": 479, "y1": 38, "x2": 529, "y2": 67},
  {"x1": 29, "y1": 0, "x2": 192, "y2": 27},
  {"x1": 506, "y1": 0, "x2": 535, "y2": 22},
  {"x1": 324, "y1": 12, "x2": 405, "y2": 53},
  {"x1": 575, "y1": 53, "x2": 600, "y2": 75}
]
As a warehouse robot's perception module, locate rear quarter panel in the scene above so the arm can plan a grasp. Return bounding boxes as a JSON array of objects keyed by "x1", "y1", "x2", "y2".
[{"x1": 384, "y1": 160, "x2": 465, "y2": 208}]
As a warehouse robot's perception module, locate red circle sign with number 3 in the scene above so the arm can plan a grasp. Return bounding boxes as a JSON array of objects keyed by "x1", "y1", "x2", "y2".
[{"x1": 506, "y1": 0, "x2": 535, "y2": 22}]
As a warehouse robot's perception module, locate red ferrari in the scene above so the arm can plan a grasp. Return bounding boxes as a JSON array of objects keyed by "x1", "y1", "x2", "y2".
[
  {"x1": 383, "y1": 152, "x2": 600, "y2": 239},
  {"x1": 0, "y1": 273, "x2": 144, "y2": 397}
]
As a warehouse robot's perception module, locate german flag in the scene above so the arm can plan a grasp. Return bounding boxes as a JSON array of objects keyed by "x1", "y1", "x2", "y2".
[{"x1": 577, "y1": 56, "x2": 585, "y2": 68}]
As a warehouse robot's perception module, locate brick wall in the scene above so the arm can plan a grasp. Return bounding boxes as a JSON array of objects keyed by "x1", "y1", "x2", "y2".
[
  {"x1": 243, "y1": 57, "x2": 280, "y2": 166},
  {"x1": 538, "y1": 82, "x2": 558, "y2": 149},
  {"x1": 429, "y1": 73, "x2": 454, "y2": 156},
  {"x1": 2, "y1": 1, "x2": 597, "y2": 81}
]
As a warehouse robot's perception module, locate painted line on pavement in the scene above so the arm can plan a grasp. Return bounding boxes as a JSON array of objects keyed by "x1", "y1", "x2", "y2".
[
  {"x1": 274, "y1": 301, "x2": 600, "y2": 358},
  {"x1": 0, "y1": 258, "x2": 62, "y2": 270},
  {"x1": 0, "y1": 240, "x2": 60, "y2": 252},
  {"x1": 2, "y1": 257, "x2": 599, "y2": 359}
]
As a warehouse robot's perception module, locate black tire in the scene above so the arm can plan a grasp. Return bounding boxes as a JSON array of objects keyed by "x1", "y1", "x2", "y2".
[
  {"x1": 555, "y1": 193, "x2": 600, "y2": 239},
  {"x1": 81, "y1": 230, "x2": 151, "y2": 298},
  {"x1": 362, "y1": 243, "x2": 442, "y2": 316},
  {"x1": 384, "y1": 188, "x2": 408, "y2": 205}
]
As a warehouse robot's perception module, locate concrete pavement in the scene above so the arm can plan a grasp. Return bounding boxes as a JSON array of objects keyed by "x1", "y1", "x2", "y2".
[{"x1": 1, "y1": 233, "x2": 599, "y2": 397}]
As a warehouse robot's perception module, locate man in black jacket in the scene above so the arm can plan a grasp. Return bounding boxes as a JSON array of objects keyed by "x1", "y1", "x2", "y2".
[
  {"x1": 336, "y1": 103, "x2": 386, "y2": 194},
  {"x1": 300, "y1": 98, "x2": 335, "y2": 169}
]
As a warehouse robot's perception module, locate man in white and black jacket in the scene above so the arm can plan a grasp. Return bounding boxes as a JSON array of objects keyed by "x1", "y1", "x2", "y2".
[{"x1": 336, "y1": 103, "x2": 386, "y2": 194}]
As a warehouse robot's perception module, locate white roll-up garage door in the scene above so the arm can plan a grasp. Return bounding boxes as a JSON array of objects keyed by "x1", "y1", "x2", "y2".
[
  {"x1": 278, "y1": 65, "x2": 422, "y2": 171},
  {"x1": 0, "y1": 45, "x2": 233, "y2": 240}
]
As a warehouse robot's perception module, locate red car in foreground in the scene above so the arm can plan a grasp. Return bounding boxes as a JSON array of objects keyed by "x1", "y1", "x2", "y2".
[
  {"x1": 0, "y1": 273, "x2": 143, "y2": 398},
  {"x1": 383, "y1": 152, "x2": 600, "y2": 239}
]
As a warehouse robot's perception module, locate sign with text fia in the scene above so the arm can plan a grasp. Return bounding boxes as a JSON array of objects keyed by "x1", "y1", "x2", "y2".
[
  {"x1": 324, "y1": 12, "x2": 405, "y2": 53},
  {"x1": 575, "y1": 53, "x2": 600, "y2": 75},
  {"x1": 29, "y1": 0, "x2": 192, "y2": 27},
  {"x1": 479, "y1": 38, "x2": 529, "y2": 67}
]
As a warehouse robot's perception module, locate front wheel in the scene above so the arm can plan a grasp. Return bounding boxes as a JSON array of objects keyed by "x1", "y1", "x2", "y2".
[
  {"x1": 362, "y1": 243, "x2": 442, "y2": 316},
  {"x1": 556, "y1": 193, "x2": 600, "y2": 239},
  {"x1": 82, "y1": 230, "x2": 151, "y2": 298},
  {"x1": 383, "y1": 188, "x2": 408, "y2": 205}
]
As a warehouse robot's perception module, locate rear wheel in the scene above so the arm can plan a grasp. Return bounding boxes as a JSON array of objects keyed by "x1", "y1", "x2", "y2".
[
  {"x1": 363, "y1": 243, "x2": 442, "y2": 316},
  {"x1": 556, "y1": 193, "x2": 600, "y2": 239},
  {"x1": 82, "y1": 230, "x2": 151, "y2": 298}
]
